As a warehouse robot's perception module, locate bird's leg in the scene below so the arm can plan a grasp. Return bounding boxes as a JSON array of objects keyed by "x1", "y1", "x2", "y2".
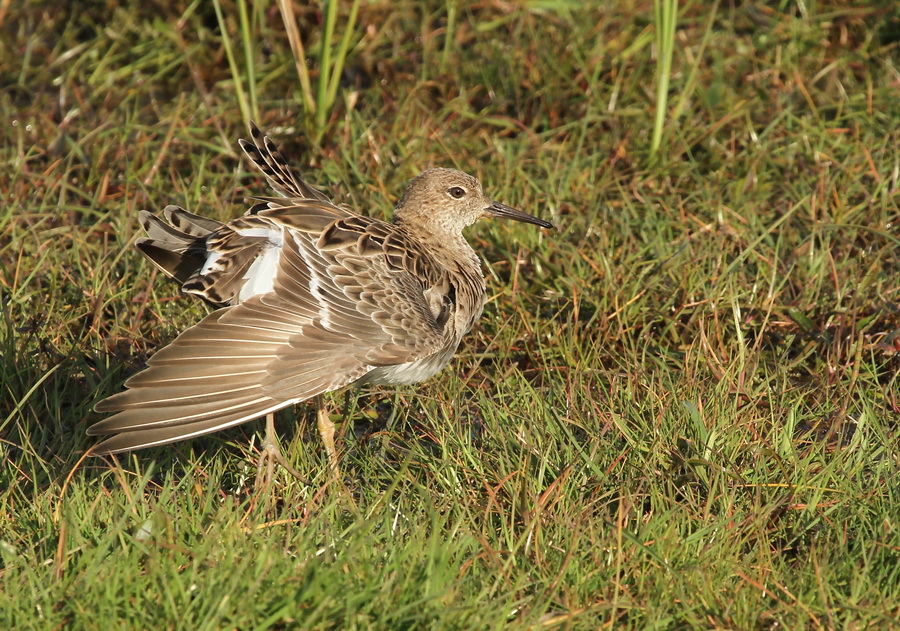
[
  {"x1": 339, "y1": 388, "x2": 353, "y2": 425},
  {"x1": 315, "y1": 394, "x2": 340, "y2": 478},
  {"x1": 254, "y1": 412, "x2": 306, "y2": 493}
]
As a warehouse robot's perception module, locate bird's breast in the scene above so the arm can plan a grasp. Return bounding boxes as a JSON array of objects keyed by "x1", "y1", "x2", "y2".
[
  {"x1": 449, "y1": 261, "x2": 487, "y2": 339},
  {"x1": 360, "y1": 344, "x2": 459, "y2": 386}
]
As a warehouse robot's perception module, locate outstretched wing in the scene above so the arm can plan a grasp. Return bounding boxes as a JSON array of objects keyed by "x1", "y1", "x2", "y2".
[
  {"x1": 238, "y1": 121, "x2": 331, "y2": 202},
  {"x1": 89, "y1": 218, "x2": 453, "y2": 454}
]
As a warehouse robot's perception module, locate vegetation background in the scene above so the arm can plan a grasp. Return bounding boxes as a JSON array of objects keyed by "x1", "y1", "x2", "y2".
[{"x1": 2, "y1": 0, "x2": 898, "y2": 628}]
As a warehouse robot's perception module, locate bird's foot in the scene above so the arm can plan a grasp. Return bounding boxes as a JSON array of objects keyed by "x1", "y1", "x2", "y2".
[
  {"x1": 254, "y1": 413, "x2": 307, "y2": 494},
  {"x1": 316, "y1": 397, "x2": 341, "y2": 481}
]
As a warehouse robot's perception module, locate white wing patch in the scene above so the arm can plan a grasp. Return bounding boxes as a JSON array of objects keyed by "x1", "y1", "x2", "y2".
[
  {"x1": 237, "y1": 225, "x2": 285, "y2": 303},
  {"x1": 200, "y1": 251, "x2": 224, "y2": 275},
  {"x1": 235, "y1": 226, "x2": 284, "y2": 243},
  {"x1": 296, "y1": 237, "x2": 332, "y2": 328},
  {"x1": 239, "y1": 247, "x2": 280, "y2": 302}
]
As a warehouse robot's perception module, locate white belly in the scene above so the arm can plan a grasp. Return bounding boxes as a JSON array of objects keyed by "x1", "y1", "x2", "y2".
[{"x1": 360, "y1": 345, "x2": 458, "y2": 386}]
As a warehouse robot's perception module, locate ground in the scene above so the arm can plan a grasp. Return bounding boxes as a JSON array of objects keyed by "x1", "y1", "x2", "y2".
[{"x1": 1, "y1": 1, "x2": 899, "y2": 629}]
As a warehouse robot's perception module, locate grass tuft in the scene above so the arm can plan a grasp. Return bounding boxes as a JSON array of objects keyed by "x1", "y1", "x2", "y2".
[{"x1": 1, "y1": 1, "x2": 899, "y2": 628}]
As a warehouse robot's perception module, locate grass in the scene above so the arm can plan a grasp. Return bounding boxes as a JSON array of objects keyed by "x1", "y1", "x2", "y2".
[{"x1": 2, "y1": 0, "x2": 899, "y2": 628}]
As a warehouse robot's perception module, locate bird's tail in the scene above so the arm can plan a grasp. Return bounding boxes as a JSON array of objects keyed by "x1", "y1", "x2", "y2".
[{"x1": 136, "y1": 205, "x2": 222, "y2": 285}]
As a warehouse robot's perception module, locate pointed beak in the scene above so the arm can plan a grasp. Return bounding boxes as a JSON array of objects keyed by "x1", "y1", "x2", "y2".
[{"x1": 486, "y1": 201, "x2": 554, "y2": 229}]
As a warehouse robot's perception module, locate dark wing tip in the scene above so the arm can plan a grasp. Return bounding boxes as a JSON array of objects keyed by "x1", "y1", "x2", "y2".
[{"x1": 249, "y1": 120, "x2": 264, "y2": 142}]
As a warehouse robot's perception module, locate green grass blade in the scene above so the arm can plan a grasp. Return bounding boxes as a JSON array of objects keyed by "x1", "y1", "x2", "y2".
[
  {"x1": 650, "y1": 0, "x2": 677, "y2": 160},
  {"x1": 213, "y1": 0, "x2": 250, "y2": 126}
]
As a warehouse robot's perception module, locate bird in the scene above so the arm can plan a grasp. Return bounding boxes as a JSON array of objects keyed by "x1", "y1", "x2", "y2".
[{"x1": 88, "y1": 122, "x2": 553, "y2": 483}]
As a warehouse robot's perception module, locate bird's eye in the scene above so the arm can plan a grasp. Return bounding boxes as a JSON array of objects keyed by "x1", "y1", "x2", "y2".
[{"x1": 448, "y1": 186, "x2": 466, "y2": 199}]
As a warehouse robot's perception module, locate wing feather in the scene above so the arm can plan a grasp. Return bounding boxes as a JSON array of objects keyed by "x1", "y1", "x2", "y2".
[
  {"x1": 91, "y1": 165, "x2": 462, "y2": 454},
  {"x1": 239, "y1": 121, "x2": 331, "y2": 202}
]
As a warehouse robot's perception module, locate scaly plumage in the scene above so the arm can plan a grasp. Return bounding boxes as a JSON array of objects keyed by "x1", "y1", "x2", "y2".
[{"x1": 89, "y1": 122, "x2": 552, "y2": 464}]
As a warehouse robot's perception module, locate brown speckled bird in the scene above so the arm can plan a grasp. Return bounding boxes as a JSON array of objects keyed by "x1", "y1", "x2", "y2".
[{"x1": 89, "y1": 122, "x2": 552, "y2": 479}]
